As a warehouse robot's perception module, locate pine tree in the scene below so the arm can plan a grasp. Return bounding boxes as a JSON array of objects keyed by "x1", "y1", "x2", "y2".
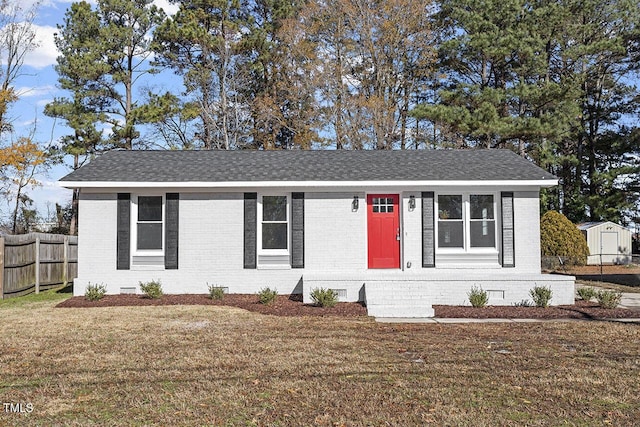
[
  {"x1": 48, "y1": 0, "x2": 164, "y2": 151},
  {"x1": 153, "y1": 0, "x2": 253, "y2": 149}
]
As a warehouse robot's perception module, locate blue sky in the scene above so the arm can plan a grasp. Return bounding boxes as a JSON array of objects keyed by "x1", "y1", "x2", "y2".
[{"x1": 7, "y1": 0, "x2": 179, "y2": 220}]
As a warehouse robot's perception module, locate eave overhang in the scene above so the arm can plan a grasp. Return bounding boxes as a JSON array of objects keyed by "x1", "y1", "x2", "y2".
[{"x1": 60, "y1": 179, "x2": 558, "y2": 190}]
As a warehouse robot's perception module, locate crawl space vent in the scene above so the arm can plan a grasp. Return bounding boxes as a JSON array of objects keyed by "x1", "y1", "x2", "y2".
[
  {"x1": 487, "y1": 290, "x2": 505, "y2": 300},
  {"x1": 331, "y1": 289, "x2": 348, "y2": 300}
]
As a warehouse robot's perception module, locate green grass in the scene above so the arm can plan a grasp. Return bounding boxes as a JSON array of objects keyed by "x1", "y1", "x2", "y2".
[
  {"x1": 0, "y1": 284, "x2": 72, "y2": 308},
  {"x1": 0, "y1": 299, "x2": 638, "y2": 426}
]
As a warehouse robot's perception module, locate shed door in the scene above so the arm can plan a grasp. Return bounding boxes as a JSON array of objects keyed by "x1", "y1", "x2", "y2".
[
  {"x1": 367, "y1": 194, "x2": 400, "y2": 269},
  {"x1": 600, "y1": 231, "x2": 618, "y2": 264}
]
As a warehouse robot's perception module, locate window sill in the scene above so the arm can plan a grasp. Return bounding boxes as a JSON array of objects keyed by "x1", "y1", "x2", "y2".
[
  {"x1": 131, "y1": 265, "x2": 165, "y2": 271},
  {"x1": 435, "y1": 263, "x2": 502, "y2": 269},
  {"x1": 437, "y1": 248, "x2": 499, "y2": 254},
  {"x1": 257, "y1": 264, "x2": 292, "y2": 270},
  {"x1": 436, "y1": 250, "x2": 500, "y2": 268}
]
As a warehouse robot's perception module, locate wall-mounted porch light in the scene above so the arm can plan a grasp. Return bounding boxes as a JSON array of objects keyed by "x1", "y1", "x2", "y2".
[
  {"x1": 352, "y1": 195, "x2": 359, "y2": 211},
  {"x1": 408, "y1": 195, "x2": 416, "y2": 211}
]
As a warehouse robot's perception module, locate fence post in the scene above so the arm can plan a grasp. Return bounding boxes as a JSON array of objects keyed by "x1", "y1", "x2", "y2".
[
  {"x1": 0, "y1": 236, "x2": 4, "y2": 299},
  {"x1": 35, "y1": 236, "x2": 40, "y2": 294},
  {"x1": 600, "y1": 253, "x2": 603, "y2": 283},
  {"x1": 63, "y1": 235, "x2": 69, "y2": 286}
]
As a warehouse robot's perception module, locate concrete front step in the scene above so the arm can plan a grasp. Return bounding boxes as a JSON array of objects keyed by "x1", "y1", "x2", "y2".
[
  {"x1": 365, "y1": 292, "x2": 433, "y2": 300},
  {"x1": 365, "y1": 282, "x2": 434, "y2": 317},
  {"x1": 367, "y1": 303, "x2": 434, "y2": 318}
]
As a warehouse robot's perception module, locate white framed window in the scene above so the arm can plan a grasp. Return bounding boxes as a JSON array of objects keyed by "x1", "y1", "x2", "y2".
[
  {"x1": 257, "y1": 194, "x2": 290, "y2": 268},
  {"x1": 261, "y1": 195, "x2": 289, "y2": 250},
  {"x1": 437, "y1": 193, "x2": 497, "y2": 251},
  {"x1": 131, "y1": 194, "x2": 164, "y2": 256},
  {"x1": 438, "y1": 195, "x2": 463, "y2": 248},
  {"x1": 469, "y1": 194, "x2": 496, "y2": 248}
]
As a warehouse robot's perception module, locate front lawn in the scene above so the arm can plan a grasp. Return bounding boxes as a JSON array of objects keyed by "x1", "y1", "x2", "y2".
[
  {"x1": 0, "y1": 299, "x2": 638, "y2": 425},
  {"x1": 0, "y1": 285, "x2": 72, "y2": 309}
]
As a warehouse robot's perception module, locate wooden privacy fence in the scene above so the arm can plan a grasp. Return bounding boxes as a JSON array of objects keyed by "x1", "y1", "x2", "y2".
[{"x1": 0, "y1": 233, "x2": 78, "y2": 299}]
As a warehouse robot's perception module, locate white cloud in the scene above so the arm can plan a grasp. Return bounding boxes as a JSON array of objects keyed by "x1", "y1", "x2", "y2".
[
  {"x1": 19, "y1": 119, "x2": 36, "y2": 127},
  {"x1": 15, "y1": 85, "x2": 56, "y2": 98},
  {"x1": 39, "y1": 0, "x2": 96, "y2": 8},
  {"x1": 153, "y1": 0, "x2": 179, "y2": 16},
  {"x1": 30, "y1": 178, "x2": 74, "y2": 213},
  {"x1": 12, "y1": 1, "x2": 49, "y2": 11},
  {"x1": 37, "y1": 98, "x2": 54, "y2": 107},
  {"x1": 23, "y1": 24, "x2": 58, "y2": 68}
]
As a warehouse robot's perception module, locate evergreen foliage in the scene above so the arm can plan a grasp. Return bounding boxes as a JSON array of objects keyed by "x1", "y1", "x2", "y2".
[
  {"x1": 540, "y1": 211, "x2": 589, "y2": 265},
  {"x1": 85, "y1": 282, "x2": 107, "y2": 301},
  {"x1": 413, "y1": 0, "x2": 640, "y2": 224},
  {"x1": 576, "y1": 287, "x2": 596, "y2": 302},
  {"x1": 207, "y1": 284, "x2": 225, "y2": 300},
  {"x1": 21, "y1": 0, "x2": 640, "y2": 231},
  {"x1": 310, "y1": 288, "x2": 339, "y2": 308},
  {"x1": 258, "y1": 287, "x2": 278, "y2": 305},
  {"x1": 140, "y1": 280, "x2": 163, "y2": 299},
  {"x1": 596, "y1": 289, "x2": 622, "y2": 309},
  {"x1": 467, "y1": 286, "x2": 489, "y2": 308},
  {"x1": 530, "y1": 285, "x2": 553, "y2": 308}
]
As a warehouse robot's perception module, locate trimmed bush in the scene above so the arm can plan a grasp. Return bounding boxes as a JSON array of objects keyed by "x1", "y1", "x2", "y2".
[
  {"x1": 596, "y1": 289, "x2": 622, "y2": 309},
  {"x1": 140, "y1": 280, "x2": 163, "y2": 299},
  {"x1": 207, "y1": 284, "x2": 225, "y2": 300},
  {"x1": 310, "y1": 287, "x2": 339, "y2": 308},
  {"x1": 530, "y1": 285, "x2": 553, "y2": 308},
  {"x1": 576, "y1": 287, "x2": 597, "y2": 302},
  {"x1": 467, "y1": 285, "x2": 488, "y2": 308},
  {"x1": 258, "y1": 287, "x2": 278, "y2": 305},
  {"x1": 85, "y1": 282, "x2": 107, "y2": 301},
  {"x1": 540, "y1": 210, "x2": 589, "y2": 266}
]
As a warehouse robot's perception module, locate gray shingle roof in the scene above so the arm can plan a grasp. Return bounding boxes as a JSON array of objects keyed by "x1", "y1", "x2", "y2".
[
  {"x1": 577, "y1": 221, "x2": 626, "y2": 231},
  {"x1": 576, "y1": 222, "x2": 606, "y2": 230},
  {"x1": 60, "y1": 149, "x2": 556, "y2": 183}
]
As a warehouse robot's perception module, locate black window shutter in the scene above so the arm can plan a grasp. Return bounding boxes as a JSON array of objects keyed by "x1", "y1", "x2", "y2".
[
  {"x1": 501, "y1": 192, "x2": 515, "y2": 267},
  {"x1": 291, "y1": 192, "x2": 305, "y2": 268},
  {"x1": 165, "y1": 193, "x2": 179, "y2": 269},
  {"x1": 116, "y1": 193, "x2": 131, "y2": 270},
  {"x1": 422, "y1": 192, "x2": 435, "y2": 268},
  {"x1": 244, "y1": 193, "x2": 257, "y2": 269}
]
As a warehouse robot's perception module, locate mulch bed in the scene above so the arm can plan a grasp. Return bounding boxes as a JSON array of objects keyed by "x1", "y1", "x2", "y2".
[
  {"x1": 433, "y1": 300, "x2": 637, "y2": 319},
  {"x1": 56, "y1": 294, "x2": 368, "y2": 317},
  {"x1": 57, "y1": 294, "x2": 638, "y2": 319}
]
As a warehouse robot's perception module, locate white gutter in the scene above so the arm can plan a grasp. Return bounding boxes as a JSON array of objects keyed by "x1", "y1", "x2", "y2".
[{"x1": 60, "y1": 179, "x2": 558, "y2": 189}]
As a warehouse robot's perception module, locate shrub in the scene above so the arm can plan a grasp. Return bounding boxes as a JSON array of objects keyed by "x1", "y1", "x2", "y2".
[
  {"x1": 140, "y1": 280, "x2": 163, "y2": 299},
  {"x1": 85, "y1": 282, "x2": 107, "y2": 301},
  {"x1": 258, "y1": 287, "x2": 278, "y2": 305},
  {"x1": 596, "y1": 289, "x2": 622, "y2": 309},
  {"x1": 310, "y1": 287, "x2": 339, "y2": 308},
  {"x1": 540, "y1": 210, "x2": 589, "y2": 266},
  {"x1": 467, "y1": 285, "x2": 488, "y2": 308},
  {"x1": 530, "y1": 285, "x2": 553, "y2": 308},
  {"x1": 576, "y1": 287, "x2": 597, "y2": 302},
  {"x1": 513, "y1": 299, "x2": 533, "y2": 307},
  {"x1": 207, "y1": 283, "x2": 225, "y2": 300}
]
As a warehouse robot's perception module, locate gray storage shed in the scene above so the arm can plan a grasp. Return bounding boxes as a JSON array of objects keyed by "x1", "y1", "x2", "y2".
[{"x1": 577, "y1": 221, "x2": 632, "y2": 265}]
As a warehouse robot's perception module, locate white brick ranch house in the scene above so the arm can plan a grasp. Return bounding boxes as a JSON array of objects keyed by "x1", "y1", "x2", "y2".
[{"x1": 60, "y1": 149, "x2": 575, "y2": 317}]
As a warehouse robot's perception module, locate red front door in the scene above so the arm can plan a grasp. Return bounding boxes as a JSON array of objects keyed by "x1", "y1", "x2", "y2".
[{"x1": 367, "y1": 194, "x2": 400, "y2": 268}]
